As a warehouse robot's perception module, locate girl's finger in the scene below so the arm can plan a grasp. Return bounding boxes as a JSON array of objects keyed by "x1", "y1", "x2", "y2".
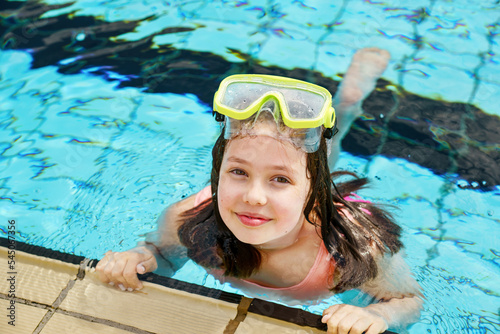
[
  {"x1": 109, "y1": 257, "x2": 129, "y2": 286},
  {"x1": 139, "y1": 253, "x2": 158, "y2": 273},
  {"x1": 96, "y1": 257, "x2": 114, "y2": 283},
  {"x1": 122, "y1": 260, "x2": 142, "y2": 290},
  {"x1": 349, "y1": 317, "x2": 374, "y2": 334},
  {"x1": 364, "y1": 320, "x2": 388, "y2": 334},
  {"x1": 331, "y1": 311, "x2": 359, "y2": 334},
  {"x1": 325, "y1": 305, "x2": 355, "y2": 334},
  {"x1": 322, "y1": 304, "x2": 342, "y2": 322}
]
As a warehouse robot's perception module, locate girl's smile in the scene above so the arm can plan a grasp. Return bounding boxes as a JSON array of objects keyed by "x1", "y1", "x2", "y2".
[
  {"x1": 217, "y1": 132, "x2": 311, "y2": 249},
  {"x1": 236, "y1": 212, "x2": 272, "y2": 227}
]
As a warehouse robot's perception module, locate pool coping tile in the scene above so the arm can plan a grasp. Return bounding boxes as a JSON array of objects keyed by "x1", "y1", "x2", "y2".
[
  {"x1": 60, "y1": 271, "x2": 238, "y2": 334},
  {"x1": 39, "y1": 312, "x2": 149, "y2": 334},
  {"x1": 0, "y1": 246, "x2": 79, "y2": 306},
  {"x1": 0, "y1": 298, "x2": 48, "y2": 333},
  {"x1": 235, "y1": 312, "x2": 326, "y2": 334}
]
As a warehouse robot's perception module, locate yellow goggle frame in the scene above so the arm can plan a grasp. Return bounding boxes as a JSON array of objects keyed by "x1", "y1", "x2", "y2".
[{"x1": 213, "y1": 74, "x2": 336, "y2": 129}]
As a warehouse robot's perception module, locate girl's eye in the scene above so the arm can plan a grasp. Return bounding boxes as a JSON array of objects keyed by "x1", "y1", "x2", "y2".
[
  {"x1": 274, "y1": 176, "x2": 290, "y2": 184},
  {"x1": 230, "y1": 169, "x2": 246, "y2": 176}
]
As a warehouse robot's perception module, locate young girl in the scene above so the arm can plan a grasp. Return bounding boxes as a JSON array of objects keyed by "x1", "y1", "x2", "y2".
[{"x1": 97, "y1": 48, "x2": 423, "y2": 334}]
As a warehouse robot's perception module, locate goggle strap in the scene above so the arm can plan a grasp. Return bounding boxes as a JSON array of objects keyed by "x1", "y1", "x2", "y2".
[
  {"x1": 213, "y1": 111, "x2": 225, "y2": 122},
  {"x1": 323, "y1": 124, "x2": 338, "y2": 139},
  {"x1": 323, "y1": 128, "x2": 333, "y2": 139}
]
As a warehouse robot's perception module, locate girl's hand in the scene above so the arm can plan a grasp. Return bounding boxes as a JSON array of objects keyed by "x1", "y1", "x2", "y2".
[
  {"x1": 322, "y1": 304, "x2": 388, "y2": 334},
  {"x1": 96, "y1": 246, "x2": 158, "y2": 291}
]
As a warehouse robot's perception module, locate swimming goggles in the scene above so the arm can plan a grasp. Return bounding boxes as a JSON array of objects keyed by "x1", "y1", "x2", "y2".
[{"x1": 213, "y1": 74, "x2": 336, "y2": 139}]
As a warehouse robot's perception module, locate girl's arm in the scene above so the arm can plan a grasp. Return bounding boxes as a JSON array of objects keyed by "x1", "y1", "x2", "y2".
[
  {"x1": 360, "y1": 252, "x2": 423, "y2": 329},
  {"x1": 322, "y1": 252, "x2": 423, "y2": 333},
  {"x1": 96, "y1": 194, "x2": 197, "y2": 290},
  {"x1": 142, "y1": 193, "x2": 198, "y2": 251}
]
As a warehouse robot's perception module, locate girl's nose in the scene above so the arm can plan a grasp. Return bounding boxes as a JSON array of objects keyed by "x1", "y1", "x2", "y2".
[{"x1": 244, "y1": 181, "x2": 267, "y2": 206}]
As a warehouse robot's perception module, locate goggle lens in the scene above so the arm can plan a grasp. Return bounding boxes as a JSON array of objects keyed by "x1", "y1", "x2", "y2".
[{"x1": 222, "y1": 82, "x2": 326, "y2": 122}]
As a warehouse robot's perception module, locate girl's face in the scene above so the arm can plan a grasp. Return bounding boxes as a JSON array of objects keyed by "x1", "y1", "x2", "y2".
[{"x1": 218, "y1": 133, "x2": 311, "y2": 250}]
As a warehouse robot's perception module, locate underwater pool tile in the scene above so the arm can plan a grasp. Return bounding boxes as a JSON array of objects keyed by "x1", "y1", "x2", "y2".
[
  {"x1": 477, "y1": 62, "x2": 500, "y2": 86},
  {"x1": 343, "y1": 10, "x2": 415, "y2": 39},
  {"x1": 134, "y1": 93, "x2": 215, "y2": 140},
  {"x1": 258, "y1": 36, "x2": 317, "y2": 70},
  {"x1": 0, "y1": 50, "x2": 33, "y2": 80},
  {"x1": 0, "y1": 298, "x2": 48, "y2": 334},
  {"x1": 0, "y1": 247, "x2": 79, "y2": 306},
  {"x1": 59, "y1": 271, "x2": 238, "y2": 334},
  {"x1": 442, "y1": 186, "x2": 499, "y2": 219},
  {"x1": 432, "y1": 213, "x2": 499, "y2": 262},
  {"x1": 181, "y1": 22, "x2": 258, "y2": 61},
  {"x1": 281, "y1": 1, "x2": 339, "y2": 27},
  {"x1": 275, "y1": 20, "x2": 326, "y2": 43},
  {"x1": 421, "y1": 241, "x2": 500, "y2": 302},
  {"x1": 364, "y1": 156, "x2": 446, "y2": 203},
  {"x1": 39, "y1": 312, "x2": 134, "y2": 334},
  {"x1": 324, "y1": 31, "x2": 413, "y2": 66},
  {"x1": 117, "y1": 14, "x2": 185, "y2": 43},
  {"x1": 394, "y1": 199, "x2": 441, "y2": 231},
  {"x1": 235, "y1": 312, "x2": 325, "y2": 334},
  {"x1": 199, "y1": 1, "x2": 268, "y2": 22},
  {"x1": 70, "y1": 96, "x2": 136, "y2": 122},
  {"x1": 424, "y1": 30, "x2": 489, "y2": 55},
  {"x1": 152, "y1": 31, "x2": 190, "y2": 48},
  {"x1": 314, "y1": 44, "x2": 354, "y2": 79},
  {"x1": 472, "y1": 82, "x2": 500, "y2": 117},
  {"x1": 416, "y1": 46, "x2": 480, "y2": 71},
  {"x1": 39, "y1": 113, "x2": 120, "y2": 146},
  {"x1": 8, "y1": 178, "x2": 76, "y2": 212},
  {"x1": 402, "y1": 63, "x2": 474, "y2": 103}
]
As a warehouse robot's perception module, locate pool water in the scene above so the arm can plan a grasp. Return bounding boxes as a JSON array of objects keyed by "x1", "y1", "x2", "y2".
[{"x1": 1, "y1": 0, "x2": 499, "y2": 332}]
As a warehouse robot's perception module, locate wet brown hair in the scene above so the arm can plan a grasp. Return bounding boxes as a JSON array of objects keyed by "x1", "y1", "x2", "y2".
[{"x1": 178, "y1": 130, "x2": 402, "y2": 292}]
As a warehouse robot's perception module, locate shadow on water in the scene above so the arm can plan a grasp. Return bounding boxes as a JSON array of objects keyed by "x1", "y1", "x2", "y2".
[{"x1": 1, "y1": 0, "x2": 499, "y2": 190}]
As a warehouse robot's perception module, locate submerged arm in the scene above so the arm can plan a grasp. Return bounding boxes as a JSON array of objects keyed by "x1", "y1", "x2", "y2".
[
  {"x1": 139, "y1": 193, "x2": 199, "y2": 274},
  {"x1": 322, "y1": 252, "x2": 423, "y2": 333},
  {"x1": 322, "y1": 202, "x2": 423, "y2": 333},
  {"x1": 360, "y1": 252, "x2": 424, "y2": 330}
]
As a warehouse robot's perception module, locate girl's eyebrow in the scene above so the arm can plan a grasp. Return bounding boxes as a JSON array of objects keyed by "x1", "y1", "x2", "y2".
[
  {"x1": 227, "y1": 156, "x2": 292, "y2": 172},
  {"x1": 227, "y1": 156, "x2": 248, "y2": 164}
]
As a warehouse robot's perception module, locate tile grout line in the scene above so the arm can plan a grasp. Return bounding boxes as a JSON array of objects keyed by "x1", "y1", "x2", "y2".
[
  {"x1": 223, "y1": 296, "x2": 253, "y2": 334},
  {"x1": 0, "y1": 291, "x2": 155, "y2": 334},
  {"x1": 5, "y1": 257, "x2": 156, "y2": 334},
  {"x1": 30, "y1": 260, "x2": 85, "y2": 334},
  {"x1": 54, "y1": 258, "x2": 156, "y2": 333},
  {"x1": 55, "y1": 308, "x2": 157, "y2": 334},
  {"x1": 0, "y1": 292, "x2": 52, "y2": 309}
]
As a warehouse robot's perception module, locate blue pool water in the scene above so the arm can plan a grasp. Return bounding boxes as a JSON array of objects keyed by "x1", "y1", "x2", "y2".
[{"x1": 1, "y1": 0, "x2": 499, "y2": 332}]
